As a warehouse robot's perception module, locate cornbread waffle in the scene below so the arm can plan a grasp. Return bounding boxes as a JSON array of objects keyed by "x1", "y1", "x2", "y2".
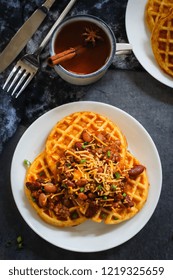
[
  {"x1": 24, "y1": 111, "x2": 149, "y2": 227},
  {"x1": 45, "y1": 111, "x2": 127, "y2": 175},
  {"x1": 25, "y1": 152, "x2": 86, "y2": 227},
  {"x1": 151, "y1": 8, "x2": 173, "y2": 77},
  {"x1": 145, "y1": 0, "x2": 173, "y2": 32},
  {"x1": 73, "y1": 151, "x2": 149, "y2": 224}
]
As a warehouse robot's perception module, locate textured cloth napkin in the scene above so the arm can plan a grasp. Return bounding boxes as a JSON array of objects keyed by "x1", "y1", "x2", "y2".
[{"x1": 0, "y1": 0, "x2": 141, "y2": 153}]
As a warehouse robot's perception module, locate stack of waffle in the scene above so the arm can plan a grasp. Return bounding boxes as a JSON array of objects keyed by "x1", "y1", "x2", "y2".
[
  {"x1": 145, "y1": 0, "x2": 173, "y2": 77},
  {"x1": 25, "y1": 111, "x2": 149, "y2": 227}
]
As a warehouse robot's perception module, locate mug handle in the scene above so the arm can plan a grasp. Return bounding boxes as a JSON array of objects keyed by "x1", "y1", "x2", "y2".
[{"x1": 116, "y1": 43, "x2": 132, "y2": 55}]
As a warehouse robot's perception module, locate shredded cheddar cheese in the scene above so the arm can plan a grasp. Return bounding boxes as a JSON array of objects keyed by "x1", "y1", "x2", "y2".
[{"x1": 56, "y1": 130, "x2": 130, "y2": 209}]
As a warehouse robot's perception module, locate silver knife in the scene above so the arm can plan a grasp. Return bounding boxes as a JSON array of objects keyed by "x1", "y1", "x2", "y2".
[{"x1": 0, "y1": 0, "x2": 56, "y2": 73}]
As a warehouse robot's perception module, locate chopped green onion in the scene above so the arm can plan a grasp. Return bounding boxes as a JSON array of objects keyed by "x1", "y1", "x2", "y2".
[
  {"x1": 18, "y1": 243, "x2": 23, "y2": 249},
  {"x1": 80, "y1": 158, "x2": 86, "y2": 164},
  {"x1": 80, "y1": 187, "x2": 84, "y2": 192},
  {"x1": 107, "y1": 150, "x2": 111, "y2": 158},
  {"x1": 111, "y1": 185, "x2": 117, "y2": 190},
  {"x1": 82, "y1": 144, "x2": 86, "y2": 149},
  {"x1": 115, "y1": 172, "x2": 121, "y2": 179},
  {"x1": 17, "y1": 236, "x2": 22, "y2": 243},
  {"x1": 97, "y1": 185, "x2": 103, "y2": 190},
  {"x1": 103, "y1": 196, "x2": 107, "y2": 200},
  {"x1": 114, "y1": 217, "x2": 119, "y2": 220},
  {"x1": 23, "y1": 159, "x2": 31, "y2": 167},
  {"x1": 123, "y1": 193, "x2": 127, "y2": 197},
  {"x1": 84, "y1": 142, "x2": 88, "y2": 145},
  {"x1": 71, "y1": 212, "x2": 78, "y2": 219},
  {"x1": 17, "y1": 235, "x2": 23, "y2": 249}
]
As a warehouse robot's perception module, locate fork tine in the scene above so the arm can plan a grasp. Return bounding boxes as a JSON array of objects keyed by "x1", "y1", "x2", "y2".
[
  {"x1": 3, "y1": 53, "x2": 38, "y2": 97},
  {"x1": 7, "y1": 68, "x2": 24, "y2": 92},
  {"x1": 11, "y1": 71, "x2": 30, "y2": 97},
  {"x1": 14, "y1": 72, "x2": 35, "y2": 98},
  {"x1": 3, "y1": 65, "x2": 20, "y2": 90}
]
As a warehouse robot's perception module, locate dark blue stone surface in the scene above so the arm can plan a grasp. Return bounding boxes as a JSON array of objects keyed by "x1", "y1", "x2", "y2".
[{"x1": 0, "y1": 0, "x2": 173, "y2": 260}]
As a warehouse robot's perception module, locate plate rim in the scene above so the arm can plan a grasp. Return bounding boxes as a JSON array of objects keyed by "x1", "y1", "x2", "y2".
[{"x1": 10, "y1": 101, "x2": 162, "y2": 252}]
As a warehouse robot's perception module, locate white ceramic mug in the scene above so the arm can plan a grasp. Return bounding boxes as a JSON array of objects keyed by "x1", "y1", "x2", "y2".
[{"x1": 49, "y1": 15, "x2": 131, "y2": 85}]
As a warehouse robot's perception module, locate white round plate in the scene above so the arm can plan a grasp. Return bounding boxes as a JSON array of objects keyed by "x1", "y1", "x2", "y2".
[
  {"x1": 125, "y1": 0, "x2": 173, "y2": 88},
  {"x1": 11, "y1": 101, "x2": 162, "y2": 252}
]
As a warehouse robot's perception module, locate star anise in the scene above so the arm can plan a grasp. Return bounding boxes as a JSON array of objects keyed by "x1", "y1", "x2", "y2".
[{"x1": 82, "y1": 27, "x2": 103, "y2": 46}]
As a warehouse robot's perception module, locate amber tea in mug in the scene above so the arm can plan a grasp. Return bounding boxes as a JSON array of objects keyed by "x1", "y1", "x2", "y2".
[{"x1": 54, "y1": 20, "x2": 111, "y2": 75}]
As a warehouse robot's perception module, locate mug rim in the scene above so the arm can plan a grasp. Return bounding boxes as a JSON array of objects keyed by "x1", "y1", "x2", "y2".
[{"x1": 49, "y1": 14, "x2": 116, "y2": 79}]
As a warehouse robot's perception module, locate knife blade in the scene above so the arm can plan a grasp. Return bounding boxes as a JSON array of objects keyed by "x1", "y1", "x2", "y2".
[{"x1": 0, "y1": 0, "x2": 56, "y2": 73}]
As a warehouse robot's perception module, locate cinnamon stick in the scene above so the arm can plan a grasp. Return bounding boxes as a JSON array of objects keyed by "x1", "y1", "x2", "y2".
[{"x1": 48, "y1": 45, "x2": 86, "y2": 67}]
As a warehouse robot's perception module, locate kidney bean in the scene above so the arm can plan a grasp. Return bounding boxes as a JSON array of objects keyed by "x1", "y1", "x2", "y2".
[
  {"x1": 123, "y1": 194, "x2": 134, "y2": 207},
  {"x1": 81, "y1": 130, "x2": 92, "y2": 142},
  {"x1": 43, "y1": 183, "x2": 57, "y2": 193},
  {"x1": 76, "y1": 179, "x2": 88, "y2": 187},
  {"x1": 97, "y1": 167, "x2": 104, "y2": 173},
  {"x1": 128, "y1": 165, "x2": 145, "y2": 178},
  {"x1": 26, "y1": 181, "x2": 41, "y2": 191},
  {"x1": 75, "y1": 142, "x2": 83, "y2": 150},
  {"x1": 78, "y1": 192, "x2": 87, "y2": 200},
  {"x1": 38, "y1": 193, "x2": 47, "y2": 207},
  {"x1": 66, "y1": 180, "x2": 76, "y2": 187},
  {"x1": 95, "y1": 132, "x2": 105, "y2": 142}
]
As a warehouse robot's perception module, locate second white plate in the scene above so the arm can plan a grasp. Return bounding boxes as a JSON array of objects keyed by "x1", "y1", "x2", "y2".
[{"x1": 126, "y1": 0, "x2": 173, "y2": 88}]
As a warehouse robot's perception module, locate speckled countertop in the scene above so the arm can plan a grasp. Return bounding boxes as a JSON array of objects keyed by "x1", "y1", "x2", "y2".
[{"x1": 0, "y1": 0, "x2": 173, "y2": 260}]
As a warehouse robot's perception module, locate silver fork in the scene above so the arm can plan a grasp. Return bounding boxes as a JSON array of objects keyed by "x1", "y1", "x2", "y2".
[{"x1": 3, "y1": 0, "x2": 77, "y2": 98}]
